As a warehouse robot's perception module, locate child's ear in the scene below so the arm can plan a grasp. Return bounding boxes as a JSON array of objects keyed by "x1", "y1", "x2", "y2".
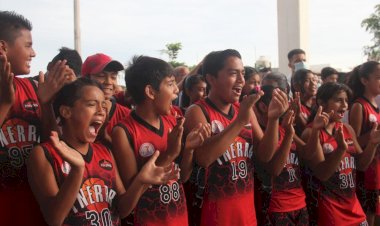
[
  {"x1": 360, "y1": 77, "x2": 368, "y2": 86},
  {"x1": 59, "y1": 106, "x2": 72, "y2": 120},
  {"x1": 145, "y1": 85, "x2": 156, "y2": 100}
]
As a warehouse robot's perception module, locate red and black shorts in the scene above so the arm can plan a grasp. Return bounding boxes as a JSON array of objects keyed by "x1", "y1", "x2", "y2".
[{"x1": 268, "y1": 207, "x2": 309, "y2": 226}]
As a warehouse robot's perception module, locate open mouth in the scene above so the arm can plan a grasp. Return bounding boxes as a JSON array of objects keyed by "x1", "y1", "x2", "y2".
[
  {"x1": 336, "y1": 110, "x2": 346, "y2": 118},
  {"x1": 89, "y1": 120, "x2": 103, "y2": 136},
  {"x1": 232, "y1": 87, "x2": 242, "y2": 95}
]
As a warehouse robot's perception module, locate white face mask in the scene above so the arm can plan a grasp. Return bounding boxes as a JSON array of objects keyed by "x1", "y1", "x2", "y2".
[{"x1": 294, "y1": 61, "x2": 309, "y2": 72}]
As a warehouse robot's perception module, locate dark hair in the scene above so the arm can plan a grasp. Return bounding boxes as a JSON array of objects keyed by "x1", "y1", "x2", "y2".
[
  {"x1": 293, "y1": 69, "x2": 313, "y2": 92},
  {"x1": 321, "y1": 67, "x2": 338, "y2": 80},
  {"x1": 256, "y1": 85, "x2": 276, "y2": 107},
  {"x1": 308, "y1": 82, "x2": 352, "y2": 123},
  {"x1": 262, "y1": 72, "x2": 289, "y2": 94},
  {"x1": 287, "y1": 49, "x2": 305, "y2": 61},
  {"x1": 50, "y1": 47, "x2": 83, "y2": 77},
  {"x1": 53, "y1": 77, "x2": 102, "y2": 124},
  {"x1": 181, "y1": 74, "x2": 206, "y2": 108},
  {"x1": 347, "y1": 61, "x2": 380, "y2": 100},
  {"x1": 0, "y1": 11, "x2": 32, "y2": 44},
  {"x1": 202, "y1": 49, "x2": 241, "y2": 79},
  {"x1": 244, "y1": 66, "x2": 259, "y2": 81},
  {"x1": 125, "y1": 55, "x2": 173, "y2": 105}
]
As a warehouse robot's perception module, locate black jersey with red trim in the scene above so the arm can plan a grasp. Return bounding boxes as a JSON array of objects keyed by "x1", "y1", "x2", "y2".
[
  {"x1": 117, "y1": 111, "x2": 188, "y2": 226},
  {"x1": 353, "y1": 97, "x2": 380, "y2": 190},
  {"x1": 317, "y1": 123, "x2": 366, "y2": 226},
  {"x1": 42, "y1": 141, "x2": 120, "y2": 226},
  {"x1": 269, "y1": 125, "x2": 306, "y2": 213},
  {"x1": 0, "y1": 77, "x2": 41, "y2": 188},
  {"x1": 196, "y1": 98, "x2": 256, "y2": 226}
]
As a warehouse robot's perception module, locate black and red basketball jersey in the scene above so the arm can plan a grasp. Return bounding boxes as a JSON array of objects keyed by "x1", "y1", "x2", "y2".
[
  {"x1": 300, "y1": 103, "x2": 312, "y2": 122},
  {"x1": 117, "y1": 111, "x2": 188, "y2": 226},
  {"x1": 106, "y1": 98, "x2": 130, "y2": 136},
  {"x1": 42, "y1": 141, "x2": 120, "y2": 226},
  {"x1": 0, "y1": 77, "x2": 46, "y2": 225},
  {"x1": 353, "y1": 97, "x2": 380, "y2": 190},
  {"x1": 268, "y1": 125, "x2": 306, "y2": 213},
  {"x1": 0, "y1": 77, "x2": 41, "y2": 188},
  {"x1": 196, "y1": 98, "x2": 256, "y2": 226},
  {"x1": 317, "y1": 123, "x2": 366, "y2": 226}
]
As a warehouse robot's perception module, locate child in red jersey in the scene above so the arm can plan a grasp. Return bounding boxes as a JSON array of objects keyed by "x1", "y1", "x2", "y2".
[
  {"x1": 253, "y1": 73, "x2": 310, "y2": 226},
  {"x1": 82, "y1": 53, "x2": 130, "y2": 145},
  {"x1": 183, "y1": 49, "x2": 288, "y2": 226},
  {"x1": 348, "y1": 61, "x2": 380, "y2": 226},
  {"x1": 0, "y1": 11, "x2": 74, "y2": 225},
  {"x1": 302, "y1": 82, "x2": 380, "y2": 226},
  {"x1": 292, "y1": 69, "x2": 317, "y2": 136},
  {"x1": 112, "y1": 56, "x2": 209, "y2": 226},
  {"x1": 27, "y1": 77, "x2": 177, "y2": 226}
]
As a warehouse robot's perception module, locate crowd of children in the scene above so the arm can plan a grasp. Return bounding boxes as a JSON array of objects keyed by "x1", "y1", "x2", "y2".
[{"x1": 1, "y1": 10, "x2": 380, "y2": 226}]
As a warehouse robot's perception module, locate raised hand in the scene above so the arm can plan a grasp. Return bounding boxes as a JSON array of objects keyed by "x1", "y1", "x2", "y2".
[
  {"x1": 166, "y1": 117, "x2": 185, "y2": 158},
  {"x1": 37, "y1": 60, "x2": 75, "y2": 104},
  {"x1": 137, "y1": 151, "x2": 180, "y2": 184},
  {"x1": 289, "y1": 92, "x2": 301, "y2": 116},
  {"x1": 312, "y1": 106, "x2": 332, "y2": 130},
  {"x1": 369, "y1": 122, "x2": 380, "y2": 145},
  {"x1": 237, "y1": 90, "x2": 264, "y2": 125},
  {"x1": 334, "y1": 124, "x2": 347, "y2": 151},
  {"x1": 0, "y1": 51, "x2": 15, "y2": 106},
  {"x1": 50, "y1": 131, "x2": 85, "y2": 168},
  {"x1": 185, "y1": 123, "x2": 211, "y2": 150},
  {"x1": 281, "y1": 110, "x2": 295, "y2": 136},
  {"x1": 267, "y1": 88, "x2": 289, "y2": 120}
]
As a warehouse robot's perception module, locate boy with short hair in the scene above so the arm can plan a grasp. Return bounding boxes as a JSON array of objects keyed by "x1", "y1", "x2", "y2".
[
  {"x1": 0, "y1": 10, "x2": 70, "y2": 225},
  {"x1": 112, "y1": 56, "x2": 207, "y2": 226}
]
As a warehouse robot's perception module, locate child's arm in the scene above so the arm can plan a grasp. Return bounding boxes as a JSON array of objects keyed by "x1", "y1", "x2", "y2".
[
  {"x1": 257, "y1": 89, "x2": 289, "y2": 162},
  {"x1": 349, "y1": 102, "x2": 371, "y2": 147},
  {"x1": 111, "y1": 125, "x2": 139, "y2": 188},
  {"x1": 38, "y1": 60, "x2": 76, "y2": 141},
  {"x1": 347, "y1": 123, "x2": 380, "y2": 171},
  {"x1": 184, "y1": 93, "x2": 262, "y2": 168},
  {"x1": 0, "y1": 52, "x2": 14, "y2": 126},
  {"x1": 292, "y1": 92, "x2": 308, "y2": 131},
  {"x1": 155, "y1": 118, "x2": 185, "y2": 167},
  {"x1": 266, "y1": 111, "x2": 295, "y2": 176},
  {"x1": 27, "y1": 131, "x2": 85, "y2": 226},
  {"x1": 180, "y1": 123, "x2": 211, "y2": 182},
  {"x1": 114, "y1": 151, "x2": 178, "y2": 217}
]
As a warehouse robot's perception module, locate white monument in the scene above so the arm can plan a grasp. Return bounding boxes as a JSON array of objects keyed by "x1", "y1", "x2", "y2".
[{"x1": 277, "y1": 0, "x2": 309, "y2": 76}]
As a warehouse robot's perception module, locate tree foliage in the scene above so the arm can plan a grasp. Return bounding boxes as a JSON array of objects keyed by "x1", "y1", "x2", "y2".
[
  {"x1": 361, "y1": 4, "x2": 380, "y2": 61},
  {"x1": 165, "y1": 42, "x2": 182, "y2": 61}
]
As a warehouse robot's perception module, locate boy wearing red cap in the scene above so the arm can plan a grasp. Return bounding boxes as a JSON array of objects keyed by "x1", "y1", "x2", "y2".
[{"x1": 82, "y1": 53, "x2": 130, "y2": 145}]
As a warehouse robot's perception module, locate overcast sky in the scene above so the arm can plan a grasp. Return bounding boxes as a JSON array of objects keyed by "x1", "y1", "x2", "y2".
[{"x1": 1, "y1": 0, "x2": 378, "y2": 76}]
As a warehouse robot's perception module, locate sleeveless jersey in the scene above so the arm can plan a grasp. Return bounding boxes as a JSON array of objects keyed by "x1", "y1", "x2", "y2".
[
  {"x1": 269, "y1": 126, "x2": 306, "y2": 213},
  {"x1": 106, "y1": 98, "x2": 130, "y2": 136},
  {"x1": 354, "y1": 97, "x2": 380, "y2": 190},
  {"x1": 318, "y1": 123, "x2": 367, "y2": 226},
  {"x1": 117, "y1": 111, "x2": 188, "y2": 226},
  {"x1": 43, "y1": 141, "x2": 120, "y2": 226},
  {"x1": 0, "y1": 77, "x2": 46, "y2": 225},
  {"x1": 196, "y1": 98, "x2": 256, "y2": 226}
]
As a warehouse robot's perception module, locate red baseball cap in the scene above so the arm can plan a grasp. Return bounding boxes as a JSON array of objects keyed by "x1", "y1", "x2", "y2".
[{"x1": 81, "y1": 53, "x2": 124, "y2": 76}]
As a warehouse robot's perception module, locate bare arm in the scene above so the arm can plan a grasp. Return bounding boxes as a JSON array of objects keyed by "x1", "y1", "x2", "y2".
[
  {"x1": 257, "y1": 89, "x2": 289, "y2": 162},
  {"x1": 266, "y1": 111, "x2": 295, "y2": 176},
  {"x1": 349, "y1": 103, "x2": 369, "y2": 146},
  {"x1": 0, "y1": 52, "x2": 14, "y2": 126},
  {"x1": 184, "y1": 94, "x2": 261, "y2": 168},
  {"x1": 27, "y1": 132, "x2": 85, "y2": 226}
]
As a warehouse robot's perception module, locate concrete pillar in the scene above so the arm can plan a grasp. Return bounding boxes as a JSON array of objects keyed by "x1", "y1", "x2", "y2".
[{"x1": 277, "y1": 0, "x2": 309, "y2": 77}]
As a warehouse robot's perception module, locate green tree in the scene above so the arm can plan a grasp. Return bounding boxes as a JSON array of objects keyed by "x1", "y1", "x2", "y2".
[
  {"x1": 361, "y1": 4, "x2": 380, "y2": 61},
  {"x1": 165, "y1": 42, "x2": 182, "y2": 61}
]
